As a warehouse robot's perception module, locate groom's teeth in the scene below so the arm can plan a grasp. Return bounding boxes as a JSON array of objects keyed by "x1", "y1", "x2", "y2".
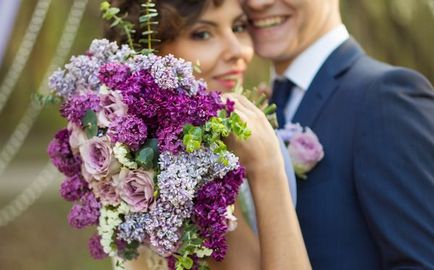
[{"x1": 252, "y1": 16, "x2": 286, "y2": 29}]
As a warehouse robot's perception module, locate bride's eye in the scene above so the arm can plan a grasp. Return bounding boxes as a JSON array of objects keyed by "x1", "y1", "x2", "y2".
[
  {"x1": 233, "y1": 21, "x2": 248, "y2": 33},
  {"x1": 191, "y1": 30, "x2": 212, "y2": 40}
]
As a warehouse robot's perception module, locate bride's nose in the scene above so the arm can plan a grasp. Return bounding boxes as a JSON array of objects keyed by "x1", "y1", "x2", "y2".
[{"x1": 222, "y1": 33, "x2": 251, "y2": 63}]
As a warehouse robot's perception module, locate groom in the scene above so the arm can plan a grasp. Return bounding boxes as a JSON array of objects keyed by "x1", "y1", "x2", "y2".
[{"x1": 242, "y1": 0, "x2": 434, "y2": 269}]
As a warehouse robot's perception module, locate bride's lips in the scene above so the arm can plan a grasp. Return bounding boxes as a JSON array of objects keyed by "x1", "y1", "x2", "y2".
[{"x1": 213, "y1": 70, "x2": 244, "y2": 90}]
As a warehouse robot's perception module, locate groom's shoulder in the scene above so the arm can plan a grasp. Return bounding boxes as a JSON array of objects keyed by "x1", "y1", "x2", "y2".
[{"x1": 344, "y1": 54, "x2": 433, "y2": 96}]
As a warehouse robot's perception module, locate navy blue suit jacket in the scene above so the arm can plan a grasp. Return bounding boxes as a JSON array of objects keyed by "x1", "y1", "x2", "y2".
[{"x1": 292, "y1": 39, "x2": 434, "y2": 269}]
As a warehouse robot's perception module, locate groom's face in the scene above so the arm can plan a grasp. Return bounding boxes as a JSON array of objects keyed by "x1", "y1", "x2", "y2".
[{"x1": 242, "y1": 0, "x2": 341, "y2": 74}]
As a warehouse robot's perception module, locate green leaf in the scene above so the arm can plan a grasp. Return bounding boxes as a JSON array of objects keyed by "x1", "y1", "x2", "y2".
[
  {"x1": 136, "y1": 147, "x2": 154, "y2": 169},
  {"x1": 180, "y1": 256, "x2": 193, "y2": 269},
  {"x1": 218, "y1": 109, "x2": 227, "y2": 118},
  {"x1": 82, "y1": 110, "x2": 98, "y2": 138}
]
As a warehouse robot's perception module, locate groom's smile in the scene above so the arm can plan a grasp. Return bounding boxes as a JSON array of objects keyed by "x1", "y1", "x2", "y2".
[{"x1": 250, "y1": 16, "x2": 289, "y2": 29}]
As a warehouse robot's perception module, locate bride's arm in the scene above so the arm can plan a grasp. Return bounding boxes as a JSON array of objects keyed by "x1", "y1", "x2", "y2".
[{"x1": 210, "y1": 93, "x2": 311, "y2": 270}]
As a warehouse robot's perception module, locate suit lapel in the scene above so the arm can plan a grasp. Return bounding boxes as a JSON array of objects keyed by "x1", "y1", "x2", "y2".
[{"x1": 292, "y1": 38, "x2": 364, "y2": 127}]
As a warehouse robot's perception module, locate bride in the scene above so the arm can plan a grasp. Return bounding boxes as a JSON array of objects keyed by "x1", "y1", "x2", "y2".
[{"x1": 105, "y1": 0, "x2": 311, "y2": 269}]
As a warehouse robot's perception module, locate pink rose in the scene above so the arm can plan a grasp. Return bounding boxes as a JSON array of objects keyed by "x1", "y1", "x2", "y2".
[
  {"x1": 97, "y1": 90, "x2": 128, "y2": 127},
  {"x1": 68, "y1": 122, "x2": 88, "y2": 154},
  {"x1": 79, "y1": 136, "x2": 120, "y2": 180},
  {"x1": 288, "y1": 128, "x2": 324, "y2": 179},
  {"x1": 91, "y1": 175, "x2": 121, "y2": 206},
  {"x1": 117, "y1": 168, "x2": 155, "y2": 212}
]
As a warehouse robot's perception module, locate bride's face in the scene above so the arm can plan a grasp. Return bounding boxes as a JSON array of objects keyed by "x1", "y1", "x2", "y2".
[{"x1": 160, "y1": 0, "x2": 254, "y2": 92}]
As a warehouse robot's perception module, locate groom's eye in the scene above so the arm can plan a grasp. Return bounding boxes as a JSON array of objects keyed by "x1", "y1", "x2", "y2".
[{"x1": 191, "y1": 30, "x2": 211, "y2": 40}]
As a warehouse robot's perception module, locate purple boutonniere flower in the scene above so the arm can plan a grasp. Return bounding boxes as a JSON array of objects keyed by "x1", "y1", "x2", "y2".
[{"x1": 278, "y1": 123, "x2": 324, "y2": 179}]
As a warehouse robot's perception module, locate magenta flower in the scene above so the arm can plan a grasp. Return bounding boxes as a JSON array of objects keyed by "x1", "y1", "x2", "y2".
[
  {"x1": 60, "y1": 174, "x2": 89, "y2": 201},
  {"x1": 48, "y1": 129, "x2": 82, "y2": 177},
  {"x1": 68, "y1": 192, "x2": 101, "y2": 229},
  {"x1": 107, "y1": 115, "x2": 148, "y2": 151}
]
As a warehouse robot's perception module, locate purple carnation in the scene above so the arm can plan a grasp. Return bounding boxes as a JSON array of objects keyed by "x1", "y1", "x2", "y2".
[
  {"x1": 60, "y1": 174, "x2": 89, "y2": 201},
  {"x1": 60, "y1": 91, "x2": 100, "y2": 126},
  {"x1": 68, "y1": 192, "x2": 101, "y2": 229},
  {"x1": 88, "y1": 233, "x2": 108, "y2": 260},
  {"x1": 193, "y1": 166, "x2": 245, "y2": 261},
  {"x1": 98, "y1": 62, "x2": 131, "y2": 90},
  {"x1": 48, "y1": 129, "x2": 81, "y2": 177},
  {"x1": 107, "y1": 115, "x2": 148, "y2": 151}
]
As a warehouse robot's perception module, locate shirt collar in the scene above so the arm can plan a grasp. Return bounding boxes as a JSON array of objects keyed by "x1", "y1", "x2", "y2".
[{"x1": 273, "y1": 24, "x2": 350, "y2": 91}]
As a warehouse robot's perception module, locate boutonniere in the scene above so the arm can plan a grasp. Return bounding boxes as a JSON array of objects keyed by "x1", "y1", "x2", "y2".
[{"x1": 277, "y1": 123, "x2": 324, "y2": 179}]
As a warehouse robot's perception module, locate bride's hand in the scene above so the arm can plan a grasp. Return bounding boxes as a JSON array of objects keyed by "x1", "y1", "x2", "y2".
[{"x1": 223, "y1": 93, "x2": 284, "y2": 178}]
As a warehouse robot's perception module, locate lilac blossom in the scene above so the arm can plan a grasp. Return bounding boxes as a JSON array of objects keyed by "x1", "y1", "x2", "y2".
[
  {"x1": 88, "y1": 233, "x2": 108, "y2": 259},
  {"x1": 48, "y1": 129, "x2": 81, "y2": 177},
  {"x1": 68, "y1": 192, "x2": 101, "y2": 229},
  {"x1": 60, "y1": 91, "x2": 100, "y2": 126},
  {"x1": 193, "y1": 166, "x2": 245, "y2": 261},
  {"x1": 60, "y1": 174, "x2": 89, "y2": 201},
  {"x1": 107, "y1": 115, "x2": 148, "y2": 151}
]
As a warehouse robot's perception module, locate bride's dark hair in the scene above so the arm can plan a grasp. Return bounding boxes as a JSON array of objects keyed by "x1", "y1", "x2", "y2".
[{"x1": 104, "y1": 0, "x2": 224, "y2": 50}]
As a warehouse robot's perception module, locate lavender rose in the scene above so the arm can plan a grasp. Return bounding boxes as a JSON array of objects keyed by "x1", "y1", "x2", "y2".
[
  {"x1": 288, "y1": 127, "x2": 324, "y2": 179},
  {"x1": 97, "y1": 90, "x2": 128, "y2": 128},
  {"x1": 79, "y1": 136, "x2": 120, "y2": 180},
  {"x1": 90, "y1": 175, "x2": 121, "y2": 206},
  {"x1": 117, "y1": 168, "x2": 155, "y2": 212},
  {"x1": 68, "y1": 122, "x2": 87, "y2": 154}
]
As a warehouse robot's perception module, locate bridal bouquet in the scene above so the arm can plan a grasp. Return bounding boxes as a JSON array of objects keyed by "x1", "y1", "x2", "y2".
[{"x1": 47, "y1": 39, "x2": 250, "y2": 269}]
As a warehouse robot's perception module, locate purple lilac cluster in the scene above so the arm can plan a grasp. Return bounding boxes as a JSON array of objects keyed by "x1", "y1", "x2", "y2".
[
  {"x1": 68, "y1": 192, "x2": 101, "y2": 229},
  {"x1": 60, "y1": 91, "x2": 100, "y2": 126},
  {"x1": 107, "y1": 115, "x2": 148, "y2": 151},
  {"x1": 97, "y1": 60, "x2": 224, "y2": 153},
  {"x1": 49, "y1": 39, "x2": 134, "y2": 98},
  {"x1": 47, "y1": 129, "x2": 81, "y2": 177},
  {"x1": 60, "y1": 174, "x2": 89, "y2": 201},
  {"x1": 89, "y1": 233, "x2": 108, "y2": 260},
  {"x1": 193, "y1": 166, "x2": 246, "y2": 261}
]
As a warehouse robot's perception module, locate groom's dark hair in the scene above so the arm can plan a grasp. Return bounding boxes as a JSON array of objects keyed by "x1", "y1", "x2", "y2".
[{"x1": 104, "y1": 0, "x2": 224, "y2": 51}]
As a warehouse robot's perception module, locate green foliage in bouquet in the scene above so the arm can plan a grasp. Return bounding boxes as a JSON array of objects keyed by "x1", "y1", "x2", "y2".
[
  {"x1": 183, "y1": 109, "x2": 251, "y2": 165},
  {"x1": 101, "y1": 0, "x2": 159, "y2": 54}
]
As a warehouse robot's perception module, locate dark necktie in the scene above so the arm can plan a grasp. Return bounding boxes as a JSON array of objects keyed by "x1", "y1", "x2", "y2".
[{"x1": 269, "y1": 78, "x2": 295, "y2": 128}]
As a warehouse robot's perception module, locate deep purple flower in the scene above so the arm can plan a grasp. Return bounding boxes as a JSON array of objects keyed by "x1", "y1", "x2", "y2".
[
  {"x1": 98, "y1": 62, "x2": 131, "y2": 90},
  {"x1": 48, "y1": 129, "x2": 82, "y2": 177},
  {"x1": 193, "y1": 166, "x2": 245, "y2": 261},
  {"x1": 107, "y1": 115, "x2": 148, "y2": 151},
  {"x1": 60, "y1": 174, "x2": 89, "y2": 201},
  {"x1": 156, "y1": 125, "x2": 184, "y2": 153},
  {"x1": 225, "y1": 98, "x2": 235, "y2": 114},
  {"x1": 88, "y1": 233, "x2": 108, "y2": 260},
  {"x1": 68, "y1": 192, "x2": 101, "y2": 229},
  {"x1": 60, "y1": 91, "x2": 100, "y2": 126}
]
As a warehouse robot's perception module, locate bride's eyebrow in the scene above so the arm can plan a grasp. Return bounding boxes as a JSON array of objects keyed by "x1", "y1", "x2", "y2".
[{"x1": 194, "y1": 20, "x2": 218, "y2": 28}]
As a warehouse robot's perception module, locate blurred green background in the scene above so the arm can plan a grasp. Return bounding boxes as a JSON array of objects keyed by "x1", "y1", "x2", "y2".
[{"x1": 0, "y1": 0, "x2": 433, "y2": 269}]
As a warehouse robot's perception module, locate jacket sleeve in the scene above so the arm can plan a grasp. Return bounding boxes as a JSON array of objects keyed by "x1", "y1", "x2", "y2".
[{"x1": 354, "y1": 68, "x2": 434, "y2": 269}]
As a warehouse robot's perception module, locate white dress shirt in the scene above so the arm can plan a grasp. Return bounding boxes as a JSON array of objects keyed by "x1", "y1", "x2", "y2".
[{"x1": 273, "y1": 24, "x2": 350, "y2": 122}]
